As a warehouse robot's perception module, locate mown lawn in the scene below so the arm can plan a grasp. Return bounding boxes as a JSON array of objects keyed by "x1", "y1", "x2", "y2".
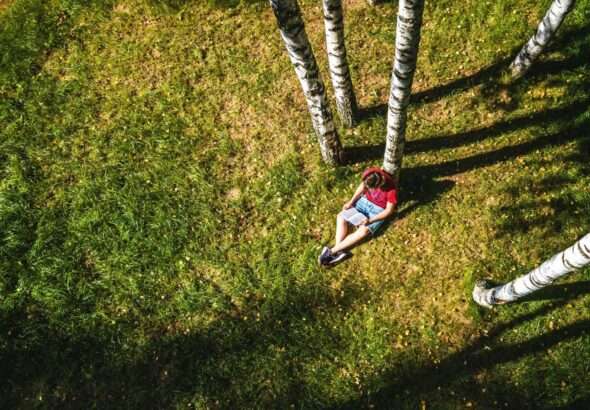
[{"x1": 1, "y1": 0, "x2": 589, "y2": 408}]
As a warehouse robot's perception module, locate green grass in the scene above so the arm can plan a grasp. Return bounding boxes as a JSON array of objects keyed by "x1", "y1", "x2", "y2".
[{"x1": 1, "y1": 0, "x2": 589, "y2": 408}]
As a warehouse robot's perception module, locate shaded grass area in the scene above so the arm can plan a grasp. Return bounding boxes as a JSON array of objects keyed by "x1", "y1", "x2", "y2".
[{"x1": 1, "y1": 0, "x2": 589, "y2": 408}]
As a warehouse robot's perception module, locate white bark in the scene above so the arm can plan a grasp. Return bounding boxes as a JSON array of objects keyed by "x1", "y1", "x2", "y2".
[
  {"x1": 322, "y1": 0, "x2": 358, "y2": 128},
  {"x1": 382, "y1": 0, "x2": 424, "y2": 184},
  {"x1": 270, "y1": 0, "x2": 345, "y2": 165},
  {"x1": 473, "y1": 233, "x2": 590, "y2": 308},
  {"x1": 510, "y1": 0, "x2": 576, "y2": 79}
]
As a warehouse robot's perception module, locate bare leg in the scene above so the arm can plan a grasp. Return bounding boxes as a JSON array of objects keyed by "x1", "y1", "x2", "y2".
[
  {"x1": 335, "y1": 212, "x2": 349, "y2": 245},
  {"x1": 331, "y1": 226, "x2": 371, "y2": 254}
]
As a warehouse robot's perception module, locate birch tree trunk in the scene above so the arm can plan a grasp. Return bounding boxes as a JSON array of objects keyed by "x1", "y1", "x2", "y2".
[
  {"x1": 510, "y1": 0, "x2": 576, "y2": 79},
  {"x1": 322, "y1": 0, "x2": 358, "y2": 128},
  {"x1": 270, "y1": 0, "x2": 345, "y2": 165},
  {"x1": 382, "y1": 0, "x2": 425, "y2": 184},
  {"x1": 473, "y1": 233, "x2": 590, "y2": 308}
]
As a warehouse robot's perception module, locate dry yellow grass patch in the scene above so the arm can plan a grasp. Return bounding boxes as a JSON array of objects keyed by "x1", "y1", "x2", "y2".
[
  {"x1": 0, "y1": 0, "x2": 13, "y2": 12},
  {"x1": 343, "y1": 0, "x2": 371, "y2": 11},
  {"x1": 113, "y1": 3, "x2": 131, "y2": 14}
]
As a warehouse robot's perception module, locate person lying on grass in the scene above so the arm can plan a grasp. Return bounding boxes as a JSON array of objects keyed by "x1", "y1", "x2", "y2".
[{"x1": 318, "y1": 167, "x2": 398, "y2": 266}]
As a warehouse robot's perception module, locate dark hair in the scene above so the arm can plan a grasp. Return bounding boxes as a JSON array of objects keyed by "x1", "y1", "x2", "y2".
[{"x1": 363, "y1": 172, "x2": 383, "y2": 189}]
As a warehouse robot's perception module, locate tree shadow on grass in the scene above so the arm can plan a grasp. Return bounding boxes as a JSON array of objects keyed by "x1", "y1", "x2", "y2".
[
  {"x1": 344, "y1": 105, "x2": 588, "y2": 245},
  {"x1": 357, "y1": 54, "x2": 509, "y2": 122},
  {"x1": 335, "y1": 298, "x2": 590, "y2": 409},
  {"x1": 357, "y1": 24, "x2": 590, "y2": 122},
  {"x1": 394, "y1": 176, "x2": 455, "y2": 222},
  {"x1": 492, "y1": 173, "x2": 590, "y2": 241},
  {"x1": 554, "y1": 395, "x2": 590, "y2": 409},
  {"x1": 0, "y1": 267, "x2": 372, "y2": 409},
  {"x1": 347, "y1": 96, "x2": 589, "y2": 164},
  {"x1": 517, "y1": 281, "x2": 590, "y2": 303},
  {"x1": 15, "y1": 271, "x2": 590, "y2": 409},
  {"x1": 360, "y1": 178, "x2": 455, "y2": 243},
  {"x1": 485, "y1": 125, "x2": 589, "y2": 252},
  {"x1": 406, "y1": 119, "x2": 588, "y2": 180},
  {"x1": 345, "y1": 108, "x2": 589, "y2": 195},
  {"x1": 0, "y1": 1, "x2": 115, "y2": 85}
]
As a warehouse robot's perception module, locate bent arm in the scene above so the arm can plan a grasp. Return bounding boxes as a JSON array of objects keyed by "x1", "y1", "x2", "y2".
[
  {"x1": 345, "y1": 182, "x2": 365, "y2": 207},
  {"x1": 368, "y1": 201, "x2": 395, "y2": 223}
]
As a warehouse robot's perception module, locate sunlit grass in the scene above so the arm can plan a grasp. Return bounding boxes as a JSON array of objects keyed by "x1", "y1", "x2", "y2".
[{"x1": 1, "y1": 0, "x2": 589, "y2": 407}]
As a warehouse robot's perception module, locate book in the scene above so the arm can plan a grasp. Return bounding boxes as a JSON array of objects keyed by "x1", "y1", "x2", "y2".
[{"x1": 341, "y1": 208, "x2": 368, "y2": 226}]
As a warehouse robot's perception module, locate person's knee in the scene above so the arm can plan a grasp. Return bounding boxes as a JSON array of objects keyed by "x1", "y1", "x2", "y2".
[{"x1": 358, "y1": 226, "x2": 371, "y2": 237}]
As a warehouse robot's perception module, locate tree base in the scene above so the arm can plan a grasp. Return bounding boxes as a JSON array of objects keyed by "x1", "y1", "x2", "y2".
[{"x1": 472, "y1": 279, "x2": 495, "y2": 309}]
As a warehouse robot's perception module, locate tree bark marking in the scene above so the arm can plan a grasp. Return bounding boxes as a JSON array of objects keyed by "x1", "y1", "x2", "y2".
[
  {"x1": 322, "y1": 0, "x2": 358, "y2": 128},
  {"x1": 473, "y1": 233, "x2": 590, "y2": 307},
  {"x1": 270, "y1": 0, "x2": 345, "y2": 165},
  {"x1": 382, "y1": 0, "x2": 425, "y2": 184},
  {"x1": 510, "y1": 0, "x2": 576, "y2": 78}
]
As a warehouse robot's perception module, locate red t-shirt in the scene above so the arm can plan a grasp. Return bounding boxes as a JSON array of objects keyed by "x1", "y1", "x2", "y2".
[
  {"x1": 365, "y1": 186, "x2": 398, "y2": 209},
  {"x1": 362, "y1": 167, "x2": 398, "y2": 209}
]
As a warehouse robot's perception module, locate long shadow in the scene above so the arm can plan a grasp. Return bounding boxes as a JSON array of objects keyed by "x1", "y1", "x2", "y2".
[
  {"x1": 410, "y1": 98, "x2": 586, "y2": 154},
  {"x1": 17, "y1": 278, "x2": 589, "y2": 409},
  {"x1": 405, "y1": 120, "x2": 588, "y2": 180},
  {"x1": 0, "y1": 1, "x2": 114, "y2": 84},
  {"x1": 357, "y1": 24, "x2": 590, "y2": 122},
  {"x1": 357, "y1": 56, "x2": 509, "y2": 121},
  {"x1": 356, "y1": 178, "x2": 455, "y2": 245},
  {"x1": 347, "y1": 114, "x2": 589, "y2": 181},
  {"x1": 0, "y1": 265, "x2": 372, "y2": 409},
  {"x1": 488, "y1": 128, "x2": 589, "y2": 242},
  {"x1": 493, "y1": 173, "x2": 590, "y2": 240},
  {"x1": 330, "y1": 177, "x2": 455, "y2": 258},
  {"x1": 337, "y1": 297, "x2": 590, "y2": 408},
  {"x1": 554, "y1": 396, "x2": 590, "y2": 409},
  {"x1": 347, "y1": 97, "x2": 589, "y2": 163},
  {"x1": 395, "y1": 177, "x2": 455, "y2": 222},
  {"x1": 519, "y1": 281, "x2": 590, "y2": 303},
  {"x1": 344, "y1": 107, "x2": 587, "y2": 237}
]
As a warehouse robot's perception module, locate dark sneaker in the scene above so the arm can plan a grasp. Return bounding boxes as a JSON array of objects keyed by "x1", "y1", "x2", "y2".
[
  {"x1": 318, "y1": 246, "x2": 333, "y2": 266},
  {"x1": 327, "y1": 250, "x2": 352, "y2": 266}
]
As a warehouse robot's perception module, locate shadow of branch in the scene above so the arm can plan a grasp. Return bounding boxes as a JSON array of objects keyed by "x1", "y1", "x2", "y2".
[
  {"x1": 336, "y1": 298, "x2": 590, "y2": 408},
  {"x1": 357, "y1": 24, "x2": 590, "y2": 122},
  {"x1": 347, "y1": 97, "x2": 589, "y2": 164},
  {"x1": 516, "y1": 281, "x2": 590, "y2": 303},
  {"x1": 406, "y1": 119, "x2": 588, "y2": 180}
]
